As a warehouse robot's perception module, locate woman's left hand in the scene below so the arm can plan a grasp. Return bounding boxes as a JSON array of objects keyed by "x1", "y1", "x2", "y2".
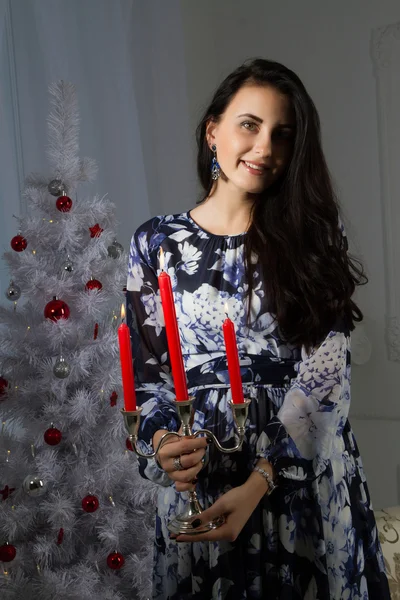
[{"x1": 172, "y1": 482, "x2": 262, "y2": 543}]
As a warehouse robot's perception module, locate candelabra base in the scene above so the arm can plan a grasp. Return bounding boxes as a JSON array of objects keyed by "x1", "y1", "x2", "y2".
[{"x1": 167, "y1": 491, "x2": 225, "y2": 535}]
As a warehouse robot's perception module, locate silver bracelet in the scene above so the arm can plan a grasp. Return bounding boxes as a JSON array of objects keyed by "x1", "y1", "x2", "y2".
[{"x1": 253, "y1": 466, "x2": 277, "y2": 495}]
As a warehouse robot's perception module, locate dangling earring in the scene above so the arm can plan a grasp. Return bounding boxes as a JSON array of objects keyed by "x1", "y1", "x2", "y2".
[{"x1": 210, "y1": 144, "x2": 221, "y2": 180}]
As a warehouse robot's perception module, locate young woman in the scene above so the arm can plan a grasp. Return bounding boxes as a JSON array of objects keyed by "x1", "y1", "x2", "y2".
[{"x1": 126, "y1": 59, "x2": 390, "y2": 599}]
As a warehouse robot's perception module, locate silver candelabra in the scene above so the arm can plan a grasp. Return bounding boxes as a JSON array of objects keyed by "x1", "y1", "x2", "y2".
[{"x1": 121, "y1": 396, "x2": 251, "y2": 535}]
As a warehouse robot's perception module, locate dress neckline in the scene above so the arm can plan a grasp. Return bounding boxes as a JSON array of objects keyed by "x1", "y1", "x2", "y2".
[{"x1": 185, "y1": 211, "x2": 247, "y2": 239}]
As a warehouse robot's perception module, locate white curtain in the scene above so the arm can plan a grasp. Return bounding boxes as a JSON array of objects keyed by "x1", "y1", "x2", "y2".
[
  {"x1": 0, "y1": 0, "x2": 194, "y2": 299},
  {"x1": 0, "y1": 0, "x2": 23, "y2": 300}
]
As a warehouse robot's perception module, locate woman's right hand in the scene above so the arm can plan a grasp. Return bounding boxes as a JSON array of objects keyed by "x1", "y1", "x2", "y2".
[{"x1": 153, "y1": 430, "x2": 208, "y2": 492}]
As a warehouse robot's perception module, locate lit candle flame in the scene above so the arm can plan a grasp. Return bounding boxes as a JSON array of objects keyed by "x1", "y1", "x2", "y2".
[
  {"x1": 224, "y1": 302, "x2": 229, "y2": 318},
  {"x1": 120, "y1": 303, "x2": 126, "y2": 321},
  {"x1": 159, "y1": 247, "x2": 165, "y2": 271}
]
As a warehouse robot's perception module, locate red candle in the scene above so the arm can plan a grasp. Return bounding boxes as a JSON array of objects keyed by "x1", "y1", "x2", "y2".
[
  {"x1": 118, "y1": 304, "x2": 137, "y2": 411},
  {"x1": 158, "y1": 250, "x2": 188, "y2": 401},
  {"x1": 222, "y1": 311, "x2": 244, "y2": 404}
]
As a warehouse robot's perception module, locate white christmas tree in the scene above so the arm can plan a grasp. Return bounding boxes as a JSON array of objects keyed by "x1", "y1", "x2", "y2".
[{"x1": 0, "y1": 81, "x2": 154, "y2": 600}]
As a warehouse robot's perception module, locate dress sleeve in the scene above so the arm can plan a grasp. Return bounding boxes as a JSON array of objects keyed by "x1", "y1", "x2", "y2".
[
  {"x1": 255, "y1": 325, "x2": 351, "y2": 487},
  {"x1": 126, "y1": 227, "x2": 180, "y2": 487}
]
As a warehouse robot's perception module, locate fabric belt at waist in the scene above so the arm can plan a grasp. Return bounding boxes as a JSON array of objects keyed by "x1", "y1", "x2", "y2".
[{"x1": 186, "y1": 354, "x2": 297, "y2": 389}]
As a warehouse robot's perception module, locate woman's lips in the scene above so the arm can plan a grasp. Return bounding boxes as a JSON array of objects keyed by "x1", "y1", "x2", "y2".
[{"x1": 240, "y1": 160, "x2": 267, "y2": 176}]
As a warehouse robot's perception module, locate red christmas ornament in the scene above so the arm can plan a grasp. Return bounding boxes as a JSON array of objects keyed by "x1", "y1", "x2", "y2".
[
  {"x1": 0, "y1": 485, "x2": 15, "y2": 501},
  {"x1": 82, "y1": 494, "x2": 99, "y2": 513},
  {"x1": 85, "y1": 278, "x2": 102, "y2": 291},
  {"x1": 44, "y1": 426, "x2": 62, "y2": 446},
  {"x1": 89, "y1": 223, "x2": 103, "y2": 238},
  {"x1": 110, "y1": 391, "x2": 118, "y2": 407},
  {"x1": 56, "y1": 195, "x2": 73, "y2": 212},
  {"x1": 0, "y1": 376, "x2": 9, "y2": 398},
  {"x1": 107, "y1": 551, "x2": 125, "y2": 570},
  {"x1": 56, "y1": 528, "x2": 64, "y2": 545},
  {"x1": 93, "y1": 323, "x2": 99, "y2": 340},
  {"x1": 126, "y1": 437, "x2": 134, "y2": 451},
  {"x1": 44, "y1": 297, "x2": 70, "y2": 321},
  {"x1": 0, "y1": 543, "x2": 16, "y2": 562},
  {"x1": 10, "y1": 234, "x2": 27, "y2": 252}
]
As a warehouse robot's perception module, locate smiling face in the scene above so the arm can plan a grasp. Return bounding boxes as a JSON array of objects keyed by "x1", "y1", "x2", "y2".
[{"x1": 206, "y1": 84, "x2": 296, "y2": 195}]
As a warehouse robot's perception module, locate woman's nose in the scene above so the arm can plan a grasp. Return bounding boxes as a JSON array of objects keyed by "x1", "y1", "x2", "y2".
[{"x1": 254, "y1": 135, "x2": 272, "y2": 158}]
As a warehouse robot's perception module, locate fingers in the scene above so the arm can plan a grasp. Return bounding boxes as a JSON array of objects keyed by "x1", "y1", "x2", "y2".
[
  {"x1": 170, "y1": 519, "x2": 235, "y2": 543},
  {"x1": 175, "y1": 477, "x2": 198, "y2": 493},
  {"x1": 175, "y1": 448, "x2": 206, "y2": 471},
  {"x1": 173, "y1": 523, "x2": 237, "y2": 543},
  {"x1": 162, "y1": 448, "x2": 205, "y2": 474},
  {"x1": 170, "y1": 462, "x2": 203, "y2": 484},
  {"x1": 157, "y1": 436, "x2": 208, "y2": 472},
  {"x1": 163, "y1": 437, "x2": 208, "y2": 459},
  {"x1": 171, "y1": 504, "x2": 233, "y2": 542},
  {"x1": 158, "y1": 432, "x2": 180, "y2": 446},
  {"x1": 175, "y1": 463, "x2": 203, "y2": 491}
]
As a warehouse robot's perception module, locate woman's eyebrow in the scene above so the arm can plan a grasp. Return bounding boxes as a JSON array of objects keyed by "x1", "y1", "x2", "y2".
[{"x1": 237, "y1": 113, "x2": 263, "y2": 123}]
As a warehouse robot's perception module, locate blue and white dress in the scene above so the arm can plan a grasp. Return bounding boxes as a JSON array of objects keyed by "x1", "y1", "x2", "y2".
[{"x1": 126, "y1": 212, "x2": 389, "y2": 600}]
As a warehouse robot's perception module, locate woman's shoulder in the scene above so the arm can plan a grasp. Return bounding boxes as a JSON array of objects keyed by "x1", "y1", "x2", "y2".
[
  {"x1": 134, "y1": 212, "x2": 190, "y2": 238},
  {"x1": 130, "y1": 212, "x2": 193, "y2": 261}
]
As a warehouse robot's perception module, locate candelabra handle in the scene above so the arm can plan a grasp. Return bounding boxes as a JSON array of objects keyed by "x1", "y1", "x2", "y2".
[
  {"x1": 121, "y1": 407, "x2": 181, "y2": 459},
  {"x1": 192, "y1": 399, "x2": 250, "y2": 453},
  {"x1": 192, "y1": 430, "x2": 241, "y2": 453}
]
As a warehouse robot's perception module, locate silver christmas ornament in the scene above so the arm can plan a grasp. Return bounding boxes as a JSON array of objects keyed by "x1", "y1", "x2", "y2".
[
  {"x1": 48, "y1": 179, "x2": 65, "y2": 197},
  {"x1": 53, "y1": 356, "x2": 71, "y2": 379},
  {"x1": 63, "y1": 255, "x2": 74, "y2": 273},
  {"x1": 107, "y1": 239, "x2": 124, "y2": 259},
  {"x1": 5, "y1": 281, "x2": 21, "y2": 302},
  {"x1": 23, "y1": 475, "x2": 47, "y2": 497}
]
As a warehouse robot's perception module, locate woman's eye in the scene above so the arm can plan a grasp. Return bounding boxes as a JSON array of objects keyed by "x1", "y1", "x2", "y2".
[{"x1": 241, "y1": 121, "x2": 257, "y2": 131}]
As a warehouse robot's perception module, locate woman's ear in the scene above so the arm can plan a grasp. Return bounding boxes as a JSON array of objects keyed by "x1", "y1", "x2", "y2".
[{"x1": 205, "y1": 118, "x2": 217, "y2": 149}]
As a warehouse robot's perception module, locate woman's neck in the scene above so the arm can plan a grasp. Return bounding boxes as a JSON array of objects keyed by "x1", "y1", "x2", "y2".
[{"x1": 191, "y1": 185, "x2": 255, "y2": 236}]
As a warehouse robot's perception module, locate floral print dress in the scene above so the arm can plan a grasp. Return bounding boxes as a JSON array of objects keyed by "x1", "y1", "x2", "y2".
[{"x1": 126, "y1": 212, "x2": 390, "y2": 600}]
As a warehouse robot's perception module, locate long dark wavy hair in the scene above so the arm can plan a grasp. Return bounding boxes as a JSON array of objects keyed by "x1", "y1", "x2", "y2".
[{"x1": 196, "y1": 58, "x2": 366, "y2": 349}]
